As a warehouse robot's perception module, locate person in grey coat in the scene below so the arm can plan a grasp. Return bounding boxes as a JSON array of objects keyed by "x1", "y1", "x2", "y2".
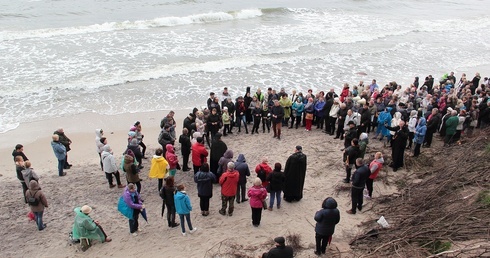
[
  {"x1": 101, "y1": 145, "x2": 125, "y2": 188},
  {"x1": 51, "y1": 134, "x2": 67, "y2": 176},
  {"x1": 234, "y1": 154, "x2": 250, "y2": 203}
]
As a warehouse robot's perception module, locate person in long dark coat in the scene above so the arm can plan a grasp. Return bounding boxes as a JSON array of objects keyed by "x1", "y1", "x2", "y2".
[
  {"x1": 244, "y1": 87, "x2": 253, "y2": 124},
  {"x1": 386, "y1": 120, "x2": 409, "y2": 172},
  {"x1": 314, "y1": 197, "x2": 340, "y2": 255},
  {"x1": 283, "y1": 146, "x2": 307, "y2": 202},
  {"x1": 209, "y1": 133, "x2": 227, "y2": 177}
]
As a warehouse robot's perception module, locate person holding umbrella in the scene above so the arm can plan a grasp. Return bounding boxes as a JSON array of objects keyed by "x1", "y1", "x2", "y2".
[{"x1": 122, "y1": 183, "x2": 145, "y2": 236}]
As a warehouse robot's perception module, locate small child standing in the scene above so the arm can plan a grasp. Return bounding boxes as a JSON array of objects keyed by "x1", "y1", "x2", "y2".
[
  {"x1": 222, "y1": 107, "x2": 231, "y2": 136},
  {"x1": 174, "y1": 184, "x2": 197, "y2": 236}
]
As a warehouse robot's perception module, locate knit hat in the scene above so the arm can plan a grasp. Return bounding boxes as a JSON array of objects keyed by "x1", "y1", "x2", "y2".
[
  {"x1": 274, "y1": 237, "x2": 285, "y2": 246},
  {"x1": 81, "y1": 205, "x2": 92, "y2": 214}
]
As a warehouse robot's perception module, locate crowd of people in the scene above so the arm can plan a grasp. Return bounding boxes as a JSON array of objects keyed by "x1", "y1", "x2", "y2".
[{"x1": 11, "y1": 71, "x2": 490, "y2": 256}]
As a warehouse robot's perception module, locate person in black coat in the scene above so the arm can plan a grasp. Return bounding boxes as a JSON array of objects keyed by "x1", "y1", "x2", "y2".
[
  {"x1": 344, "y1": 121, "x2": 358, "y2": 149},
  {"x1": 12, "y1": 144, "x2": 28, "y2": 162},
  {"x1": 386, "y1": 120, "x2": 409, "y2": 172},
  {"x1": 182, "y1": 113, "x2": 195, "y2": 136},
  {"x1": 127, "y1": 138, "x2": 143, "y2": 169},
  {"x1": 178, "y1": 128, "x2": 191, "y2": 171},
  {"x1": 266, "y1": 163, "x2": 286, "y2": 210},
  {"x1": 314, "y1": 197, "x2": 340, "y2": 255},
  {"x1": 158, "y1": 124, "x2": 175, "y2": 157},
  {"x1": 335, "y1": 104, "x2": 348, "y2": 139},
  {"x1": 194, "y1": 163, "x2": 216, "y2": 216},
  {"x1": 347, "y1": 159, "x2": 370, "y2": 215},
  {"x1": 322, "y1": 92, "x2": 334, "y2": 133},
  {"x1": 261, "y1": 237, "x2": 293, "y2": 258},
  {"x1": 358, "y1": 104, "x2": 371, "y2": 135},
  {"x1": 270, "y1": 100, "x2": 285, "y2": 140},
  {"x1": 423, "y1": 108, "x2": 441, "y2": 148},
  {"x1": 207, "y1": 108, "x2": 221, "y2": 143},
  {"x1": 209, "y1": 133, "x2": 227, "y2": 177},
  {"x1": 244, "y1": 87, "x2": 253, "y2": 124},
  {"x1": 234, "y1": 154, "x2": 250, "y2": 203},
  {"x1": 343, "y1": 139, "x2": 360, "y2": 183},
  {"x1": 283, "y1": 146, "x2": 307, "y2": 202}
]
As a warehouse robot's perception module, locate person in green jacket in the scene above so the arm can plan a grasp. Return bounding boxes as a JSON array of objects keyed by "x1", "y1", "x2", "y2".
[
  {"x1": 444, "y1": 110, "x2": 459, "y2": 146},
  {"x1": 72, "y1": 205, "x2": 111, "y2": 244}
]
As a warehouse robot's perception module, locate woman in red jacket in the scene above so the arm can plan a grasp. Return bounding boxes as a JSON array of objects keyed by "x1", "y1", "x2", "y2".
[{"x1": 191, "y1": 137, "x2": 208, "y2": 174}]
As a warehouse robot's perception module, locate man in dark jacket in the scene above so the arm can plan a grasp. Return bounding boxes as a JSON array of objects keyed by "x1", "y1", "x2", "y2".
[
  {"x1": 423, "y1": 108, "x2": 441, "y2": 148},
  {"x1": 344, "y1": 121, "x2": 358, "y2": 149},
  {"x1": 261, "y1": 236, "x2": 293, "y2": 258},
  {"x1": 283, "y1": 146, "x2": 307, "y2": 202},
  {"x1": 54, "y1": 128, "x2": 72, "y2": 169},
  {"x1": 209, "y1": 133, "x2": 227, "y2": 178},
  {"x1": 322, "y1": 92, "x2": 334, "y2": 133},
  {"x1": 359, "y1": 104, "x2": 371, "y2": 135},
  {"x1": 270, "y1": 100, "x2": 285, "y2": 140},
  {"x1": 347, "y1": 158, "x2": 370, "y2": 214},
  {"x1": 386, "y1": 120, "x2": 409, "y2": 172},
  {"x1": 158, "y1": 124, "x2": 174, "y2": 157},
  {"x1": 234, "y1": 154, "x2": 250, "y2": 203},
  {"x1": 343, "y1": 139, "x2": 360, "y2": 183},
  {"x1": 314, "y1": 197, "x2": 340, "y2": 255}
]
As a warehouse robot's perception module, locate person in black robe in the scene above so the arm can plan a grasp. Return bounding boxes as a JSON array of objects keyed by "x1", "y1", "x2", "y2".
[
  {"x1": 244, "y1": 87, "x2": 253, "y2": 124},
  {"x1": 283, "y1": 146, "x2": 307, "y2": 202},
  {"x1": 385, "y1": 120, "x2": 409, "y2": 172},
  {"x1": 209, "y1": 133, "x2": 227, "y2": 178}
]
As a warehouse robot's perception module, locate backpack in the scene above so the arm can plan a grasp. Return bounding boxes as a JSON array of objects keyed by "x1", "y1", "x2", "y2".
[
  {"x1": 257, "y1": 168, "x2": 266, "y2": 182},
  {"x1": 159, "y1": 186, "x2": 166, "y2": 201},
  {"x1": 27, "y1": 190, "x2": 39, "y2": 206}
]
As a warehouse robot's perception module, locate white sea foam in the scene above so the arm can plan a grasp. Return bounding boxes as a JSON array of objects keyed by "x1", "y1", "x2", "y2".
[{"x1": 0, "y1": 9, "x2": 263, "y2": 41}]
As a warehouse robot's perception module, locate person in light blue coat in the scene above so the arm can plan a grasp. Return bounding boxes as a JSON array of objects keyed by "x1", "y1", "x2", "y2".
[
  {"x1": 413, "y1": 117, "x2": 427, "y2": 157},
  {"x1": 51, "y1": 134, "x2": 67, "y2": 176},
  {"x1": 174, "y1": 184, "x2": 197, "y2": 236},
  {"x1": 290, "y1": 98, "x2": 304, "y2": 129}
]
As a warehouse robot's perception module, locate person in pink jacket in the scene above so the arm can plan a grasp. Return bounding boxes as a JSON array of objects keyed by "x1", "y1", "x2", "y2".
[
  {"x1": 165, "y1": 144, "x2": 180, "y2": 177},
  {"x1": 247, "y1": 178, "x2": 268, "y2": 227}
]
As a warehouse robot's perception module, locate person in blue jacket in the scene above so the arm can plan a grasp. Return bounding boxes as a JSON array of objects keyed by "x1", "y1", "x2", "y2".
[
  {"x1": 413, "y1": 117, "x2": 427, "y2": 157},
  {"x1": 290, "y1": 98, "x2": 304, "y2": 129},
  {"x1": 314, "y1": 197, "x2": 340, "y2": 255},
  {"x1": 174, "y1": 184, "x2": 198, "y2": 236}
]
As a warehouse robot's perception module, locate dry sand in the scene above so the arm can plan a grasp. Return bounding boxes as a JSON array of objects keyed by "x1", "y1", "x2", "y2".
[{"x1": 0, "y1": 110, "x2": 399, "y2": 257}]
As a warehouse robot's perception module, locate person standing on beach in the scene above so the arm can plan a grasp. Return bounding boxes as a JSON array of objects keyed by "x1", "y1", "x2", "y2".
[
  {"x1": 234, "y1": 154, "x2": 250, "y2": 203},
  {"x1": 271, "y1": 100, "x2": 285, "y2": 140},
  {"x1": 12, "y1": 144, "x2": 28, "y2": 162},
  {"x1": 22, "y1": 161, "x2": 39, "y2": 186},
  {"x1": 343, "y1": 139, "x2": 360, "y2": 183},
  {"x1": 178, "y1": 128, "x2": 191, "y2": 172},
  {"x1": 174, "y1": 184, "x2": 198, "y2": 236},
  {"x1": 26, "y1": 180, "x2": 48, "y2": 231},
  {"x1": 165, "y1": 144, "x2": 180, "y2": 177},
  {"x1": 314, "y1": 197, "x2": 340, "y2": 255},
  {"x1": 266, "y1": 162, "x2": 286, "y2": 211},
  {"x1": 123, "y1": 150, "x2": 141, "y2": 193},
  {"x1": 149, "y1": 148, "x2": 169, "y2": 192},
  {"x1": 347, "y1": 158, "x2": 370, "y2": 215},
  {"x1": 366, "y1": 152, "x2": 384, "y2": 199},
  {"x1": 51, "y1": 134, "x2": 67, "y2": 177},
  {"x1": 158, "y1": 124, "x2": 175, "y2": 158},
  {"x1": 15, "y1": 156, "x2": 27, "y2": 202},
  {"x1": 101, "y1": 145, "x2": 125, "y2": 189},
  {"x1": 133, "y1": 121, "x2": 146, "y2": 159},
  {"x1": 161, "y1": 177, "x2": 179, "y2": 227},
  {"x1": 248, "y1": 178, "x2": 267, "y2": 227},
  {"x1": 194, "y1": 163, "x2": 216, "y2": 216},
  {"x1": 219, "y1": 162, "x2": 240, "y2": 216},
  {"x1": 95, "y1": 129, "x2": 105, "y2": 170},
  {"x1": 283, "y1": 146, "x2": 307, "y2": 202},
  {"x1": 122, "y1": 183, "x2": 144, "y2": 236},
  {"x1": 192, "y1": 137, "x2": 209, "y2": 174},
  {"x1": 53, "y1": 128, "x2": 72, "y2": 169}
]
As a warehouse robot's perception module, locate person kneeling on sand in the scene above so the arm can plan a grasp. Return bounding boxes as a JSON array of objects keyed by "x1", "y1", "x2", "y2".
[
  {"x1": 72, "y1": 205, "x2": 112, "y2": 246},
  {"x1": 261, "y1": 236, "x2": 293, "y2": 258}
]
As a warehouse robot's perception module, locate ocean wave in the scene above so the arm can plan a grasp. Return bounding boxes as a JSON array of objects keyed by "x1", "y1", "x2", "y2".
[{"x1": 0, "y1": 9, "x2": 263, "y2": 41}]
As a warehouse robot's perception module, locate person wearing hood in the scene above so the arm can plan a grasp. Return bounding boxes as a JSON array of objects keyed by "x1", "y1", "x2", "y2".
[
  {"x1": 22, "y1": 161, "x2": 39, "y2": 186},
  {"x1": 218, "y1": 149, "x2": 234, "y2": 179},
  {"x1": 12, "y1": 144, "x2": 28, "y2": 162},
  {"x1": 194, "y1": 163, "x2": 216, "y2": 216},
  {"x1": 210, "y1": 133, "x2": 227, "y2": 176},
  {"x1": 51, "y1": 134, "x2": 67, "y2": 177},
  {"x1": 149, "y1": 148, "x2": 169, "y2": 192},
  {"x1": 347, "y1": 158, "x2": 371, "y2": 215},
  {"x1": 366, "y1": 152, "x2": 384, "y2": 199},
  {"x1": 192, "y1": 137, "x2": 209, "y2": 175},
  {"x1": 407, "y1": 110, "x2": 418, "y2": 149},
  {"x1": 266, "y1": 162, "x2": 286, "y2": 211},
  {"x1": 283, "y1": 146, "x2": 307, "y2": 202},
  {"x1": 26, "y1": 180, "x2": 48, "y2": 231},
  {"x1": 123, "y1": 150, "x2": 141, "y2": 193},
  {"x1": 234, "y1": 154, "x2": 250, "y2": 203},
  {"x1": 122, "y1": 183, "x2": 144, "y2": 235},
  {"x1": 102, "y1": 145, "x2": 125, "y2": 189},
  {"x1": 314, "y1": 197, "x2": 340, "y2": 255},
  {"x1": 358, "y1": 133, "x2": 369, "y2": 159},
  {"x1": 219, "y1": 162, "x2": 240, "y2": 216},
  {"x1": 247, "y1": 178, "x2": 267, "y2": 227},
  {"x1": 444, "y1": 110, "x2": 459, "y2": 146},
  {"x1": 174, "y1": 184, "x2": 198, "y2": 236},
  {"x1": 127, "y1": 138, "x2": 143, "y2": 169},
  {"x1": 95, "y1": 129, "x2": 105, "y2": 170},
  {"x1": 388, "y1": 112, "x2": 403, "y2": 146},
  {"x1": 413, "y1": 117, "x2": 427, "y2": 157},
  {"x1": 373, "y1": 107, "x2": 392, "y2": 141},
  {"x1": 165, "y1": 144, "x2": 180, "y2": 177},
  {"x1": 72, "y1": 205, "x2": 111, "y2": 245}
]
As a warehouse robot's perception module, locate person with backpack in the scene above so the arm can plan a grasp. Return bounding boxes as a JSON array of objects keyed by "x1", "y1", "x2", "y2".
[
  {"x1": 25, "y1": 180, "x2": 48, "y2": 231},
  {"x1": 255, "y1": 157, "x2": 273, "y2": 190},
  {"x1": 160, "y1": 177, "x2": 179, "y2": 228}
]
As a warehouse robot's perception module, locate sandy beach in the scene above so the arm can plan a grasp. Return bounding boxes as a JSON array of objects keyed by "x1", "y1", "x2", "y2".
[{"x1": 1, "y1": 109, "x2": 403, "y2": 257}]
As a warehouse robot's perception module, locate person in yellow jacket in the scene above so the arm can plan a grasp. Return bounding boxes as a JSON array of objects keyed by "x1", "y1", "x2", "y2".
[
  {"x1": 279, "y1": 94, "x2": 293, "y2": 126},
  {"x1": 149, "y1": 148, "x2": 169, "y2": 193}
]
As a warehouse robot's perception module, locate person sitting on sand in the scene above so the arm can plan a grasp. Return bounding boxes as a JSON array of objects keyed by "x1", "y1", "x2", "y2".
[
  {"x1": 72, "y1": 205, "x2": 112, "y2": 244},
  {"x1": 261, "y1": 236, "x2": 293, "y2": 258}
]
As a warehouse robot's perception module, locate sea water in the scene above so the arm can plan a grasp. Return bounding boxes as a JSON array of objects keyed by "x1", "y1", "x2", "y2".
[{"x1": 1, "y1": 0, "x2": 489, "y2": 133}]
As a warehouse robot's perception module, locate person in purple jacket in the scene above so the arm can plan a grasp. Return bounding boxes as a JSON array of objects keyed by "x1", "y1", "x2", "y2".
[{"x1": 123, "y1": 183, "x2": 144, "y2": 236}]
